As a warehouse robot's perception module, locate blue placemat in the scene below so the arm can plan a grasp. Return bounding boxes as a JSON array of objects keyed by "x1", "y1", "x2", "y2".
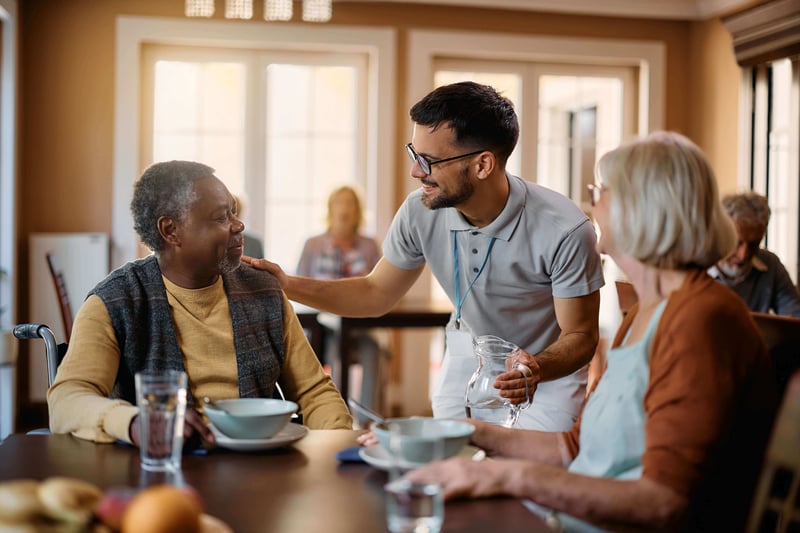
[{"x1": 335, "y1": 445, "x2": 365, "y2": 463}]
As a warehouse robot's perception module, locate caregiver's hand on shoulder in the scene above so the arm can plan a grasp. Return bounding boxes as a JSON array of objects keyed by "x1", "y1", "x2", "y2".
[{"x1": 242, "y1": 256, "x2": 289, "y2": 288}]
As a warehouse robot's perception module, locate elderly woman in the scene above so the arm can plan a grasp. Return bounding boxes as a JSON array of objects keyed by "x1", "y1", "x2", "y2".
[{"x1": 407, "y1": 132, "x2": 776, "y2": 531}]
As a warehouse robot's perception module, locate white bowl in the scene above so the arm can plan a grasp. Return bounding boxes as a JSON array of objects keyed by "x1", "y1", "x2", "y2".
[
  {"x1": 371, "y1": 417, "x2": 475, "y2": 464},
  {"x1": 203, "y1": 398, "x2": 298, "y2": 440}
]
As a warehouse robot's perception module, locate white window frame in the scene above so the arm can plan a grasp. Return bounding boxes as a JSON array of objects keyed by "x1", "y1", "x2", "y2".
[
  {"x1": 140, "y1": 45, "x2": 370, "y2": 255},
  {"x1": 114, "y1": 16, "x2": 396, "y2": 267}
]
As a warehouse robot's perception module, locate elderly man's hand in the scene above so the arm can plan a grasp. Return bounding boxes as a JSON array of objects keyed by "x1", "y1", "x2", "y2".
[
  {"x1": 184, "y1": 408, "x2": 215, "y2": 444},
  {"x1": 242, "y1": 256, "x2": 289, "y2": 289},
  {"x1": 494, "y1": 350, "x2": 539, "y2": 405},
  {"x1": 129, "y1": 409, "x2": 215, "y2": 448}
]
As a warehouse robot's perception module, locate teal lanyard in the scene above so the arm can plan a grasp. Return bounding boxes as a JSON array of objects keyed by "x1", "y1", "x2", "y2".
[{"x1": 452, "y1": 231, "x2": 496, "y2": 329}]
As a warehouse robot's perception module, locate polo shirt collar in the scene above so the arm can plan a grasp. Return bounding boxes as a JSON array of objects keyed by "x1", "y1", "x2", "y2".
[{"x1": 445, "y1": 173, "x2": 525, "y2": 242}]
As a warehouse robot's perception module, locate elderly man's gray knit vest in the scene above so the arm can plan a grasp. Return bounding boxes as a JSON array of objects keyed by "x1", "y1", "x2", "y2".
[{"x1": 91, "y1": 255, "x2": 285, "y2": 405}]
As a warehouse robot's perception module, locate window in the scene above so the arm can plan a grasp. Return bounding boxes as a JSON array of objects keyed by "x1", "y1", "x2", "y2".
[
  {"x1": 142, "y1": 45, "x2": 368, "y2": 270},
  {"x1": 433, "y1": 61, "x2": 633, "y2": 211},
  {"x1": 742, "y1": 58, "x2": 800, "y2": 282},
  {"x1": 0, "y1": 1, "x2": 17, "y2": 330},
  {"x1": 723, "y1": 0, "x2": 800, "y2": 282},
  {"x1": 114, "y1": 17, "x2": 396, "y2": 269}
]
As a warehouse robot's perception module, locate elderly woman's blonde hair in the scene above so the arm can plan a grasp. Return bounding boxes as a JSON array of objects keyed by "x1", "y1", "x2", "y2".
[
  {"x1": 596, "y1": 131, "x2": 736, "y2": 269},
  {"x1": 325, "y1": 185, "x2": 365, "y2": 232}
]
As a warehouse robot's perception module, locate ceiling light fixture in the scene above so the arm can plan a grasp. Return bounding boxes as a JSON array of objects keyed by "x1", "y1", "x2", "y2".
[
  {"x1": 226, "y1": 0, "x2": 253, "y2": 19},
  {"x1": 302, "y1": 0, "x2": 332, "y2": 22},
  {"x1": 265, "y1": 0, "x2": 293, "y2": 21},
  {"x1": 185, "y1": 0, "x2": 215, "y2": 17},
  {"x1": 186, "y1": 0, "x2": 332, "y2": 22}
]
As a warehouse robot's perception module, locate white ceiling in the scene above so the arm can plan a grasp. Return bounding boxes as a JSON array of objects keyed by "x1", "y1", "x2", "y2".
[{"x1": 348, "y1": 0, "x2": 756, "y2": 20}]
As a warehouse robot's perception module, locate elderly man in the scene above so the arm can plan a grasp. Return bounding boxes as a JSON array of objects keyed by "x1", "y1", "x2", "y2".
[
  {"x1": 709, "y1": 191, "x2": 800, "y2": 316},
  {"x1": 48, "y1": 160, "x2": 351, "y2": 447}
]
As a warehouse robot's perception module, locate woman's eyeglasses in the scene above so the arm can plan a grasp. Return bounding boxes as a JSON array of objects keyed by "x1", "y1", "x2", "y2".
[
  {"x1": 405, "y1": 143, "x2": 485, "y2": 176},
  {"x1": 586, "y1": 183, "x2": 608, "y2": 207}
]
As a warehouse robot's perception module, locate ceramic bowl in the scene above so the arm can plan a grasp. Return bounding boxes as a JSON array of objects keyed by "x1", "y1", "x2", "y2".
[
  {"x1": 204, "y1": 398, "x2": 298, "y2": 440},
  {"x1": 371, "y1": 417, "x2": 475, "y2": 464}
]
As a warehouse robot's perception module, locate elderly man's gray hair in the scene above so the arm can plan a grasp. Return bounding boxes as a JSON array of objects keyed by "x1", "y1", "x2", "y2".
[
  {"x1": 131, "y1": 160, "x2": 216, "y2": 252},
  {"x1": 722, "y1": 191, "x2": 771, "y2": 229}
]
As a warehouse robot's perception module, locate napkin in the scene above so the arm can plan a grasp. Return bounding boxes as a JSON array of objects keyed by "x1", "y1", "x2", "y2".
[{"x1": 335, "y1": 445, "x2": 366, "y2": 463}]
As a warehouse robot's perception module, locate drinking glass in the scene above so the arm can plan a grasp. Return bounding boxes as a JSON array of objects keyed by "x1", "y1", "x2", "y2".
[
  {"x1": 134, "y1": 370, "x2": 188, "y2": 472},
  {"x1": 465, "y1": 335, "x2": 532, "y2": 428},
  {"x1": 384, "y1": 422, "x2": 444, "y2": 533}
]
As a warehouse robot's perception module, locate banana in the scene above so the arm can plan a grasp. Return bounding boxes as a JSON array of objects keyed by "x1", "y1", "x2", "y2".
[
  {"x1": 37, "y1": 477, "x2": 102, "y2": 525},
  {"x1": 0, "y1": 480, "x2": 44, "y2": 524}
]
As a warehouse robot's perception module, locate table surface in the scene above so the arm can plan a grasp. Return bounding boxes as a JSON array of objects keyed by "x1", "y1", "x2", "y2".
[{"x1": 0, "y1": 430, "x2": 549, "y2": 533}]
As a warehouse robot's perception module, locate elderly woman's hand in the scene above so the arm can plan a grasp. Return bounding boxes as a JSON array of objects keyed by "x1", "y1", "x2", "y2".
[
  {"x1": 404, "y1": 456, "x2": 519, "y2": 500},
  {"x1": 494, "y1": 350, "x2": 540, "y2": 405},
  {"x1": 356, "y1": 430, "x2": 379, "y2": 447}
]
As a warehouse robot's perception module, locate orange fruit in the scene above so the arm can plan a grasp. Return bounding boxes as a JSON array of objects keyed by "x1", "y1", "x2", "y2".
[{"x1": 121, "y1": 484, "x2": 201, "y2": 533}]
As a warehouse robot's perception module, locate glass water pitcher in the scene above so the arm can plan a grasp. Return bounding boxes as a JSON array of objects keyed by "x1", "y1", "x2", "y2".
[{"x1": 464, "y1": 335, "x2": 531, "y2": 428}]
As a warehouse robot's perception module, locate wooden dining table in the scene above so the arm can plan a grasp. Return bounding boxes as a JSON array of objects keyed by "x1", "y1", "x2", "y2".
[{"x1": 0, "y1": 430, "x2": 550, "y2": 532}]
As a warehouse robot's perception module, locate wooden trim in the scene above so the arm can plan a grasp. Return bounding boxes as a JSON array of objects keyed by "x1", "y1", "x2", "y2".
[{"x1": 722, "y1": 0, "x2": 800, "y2": 66}]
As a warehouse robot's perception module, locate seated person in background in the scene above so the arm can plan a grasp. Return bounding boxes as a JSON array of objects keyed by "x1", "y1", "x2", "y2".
[
  {"x1": 708, "y1": 191, "x2": 800, "y2": 316},
  {"x1": 48, "y1": 160, "x2": 352, "y2": 446},
  {"x1": 296, "y1": 185, "x2": 385, "y2": 410},
  {"x1": 233, "y1": 194, "x2": 264, "y2": 258},
  {"x1": 406, "y1": 132, "x2": 776, "y2": 532},
  {"x1": 296, "y1": 185, "x2": 381, "y2": 279}
]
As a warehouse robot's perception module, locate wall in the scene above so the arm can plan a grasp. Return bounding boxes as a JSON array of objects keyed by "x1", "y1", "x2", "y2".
[
  {"x1": 15, "y1": 0, "x2": 741, "y2": 417},
  {"x1": 688, "y1": 17, "x2": 743, "y2": 193}
]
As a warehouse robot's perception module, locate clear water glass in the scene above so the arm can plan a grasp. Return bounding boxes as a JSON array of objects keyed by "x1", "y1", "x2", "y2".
[
  {"x1": 134, "y1": 370, "x2": 188, "y2": 472},
  {"x1": 384, "y1": 422, "x2": 444, "y2": 533}
]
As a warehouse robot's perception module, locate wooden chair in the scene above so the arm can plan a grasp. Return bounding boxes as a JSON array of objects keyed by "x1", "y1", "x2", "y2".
[
  {"x1": 45, "y1": 252, "x2": 73, "y2": 342},
  {"x1": 746, "y1": 370, "x2": 800, "y2": 532},
  {"x1": 751, "y1": 312, "x2": 800, "y2": 400},
  {"x1": 615, "y1": 280, "x2": 638, "y2": 318}
]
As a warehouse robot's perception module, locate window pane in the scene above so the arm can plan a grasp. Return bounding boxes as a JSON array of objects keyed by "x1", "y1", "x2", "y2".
[
  {"x1": 766, "y1": 59, "x2": 798, "y2": 281},
  {"x1": 264, "y1": 64, "x2": 359, "y2": 268},
  {"x1": 538, "y1": 75, "x2": 622, "y2": 211},
  {"x1": 434, "y1": 70, "x2": 522, "y2": 175},
  {"x1": 153, "y1": 60, "x2": 246, "y2": 195}
]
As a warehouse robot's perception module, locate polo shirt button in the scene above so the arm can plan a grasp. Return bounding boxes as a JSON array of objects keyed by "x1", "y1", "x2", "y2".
[
  {"x1": 471, "y1": 231, "x2": 479, "y2": 235},
  {"x1": 473, "y1": 267, "x2": 479, "y2": 273},
  {"x1": 472, "y1": 249, "x2": 478, "y2": 254}
]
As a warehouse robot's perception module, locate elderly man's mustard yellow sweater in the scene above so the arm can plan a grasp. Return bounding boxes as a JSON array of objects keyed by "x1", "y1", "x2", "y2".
[{"x1": 48, "y1": 276, "x2": 351, "y2": 443}]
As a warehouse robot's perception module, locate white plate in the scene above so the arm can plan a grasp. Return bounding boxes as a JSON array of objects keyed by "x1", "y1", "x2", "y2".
[
  {"x1": 209, "y1": 422, "x2": 308, "y2": 452},
  {"x1": 358, "y1": 444, "x2": 483, "y2": 471},
  {"x1": 358, "y1": 445, "x2": 424, "y2": 471}
]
